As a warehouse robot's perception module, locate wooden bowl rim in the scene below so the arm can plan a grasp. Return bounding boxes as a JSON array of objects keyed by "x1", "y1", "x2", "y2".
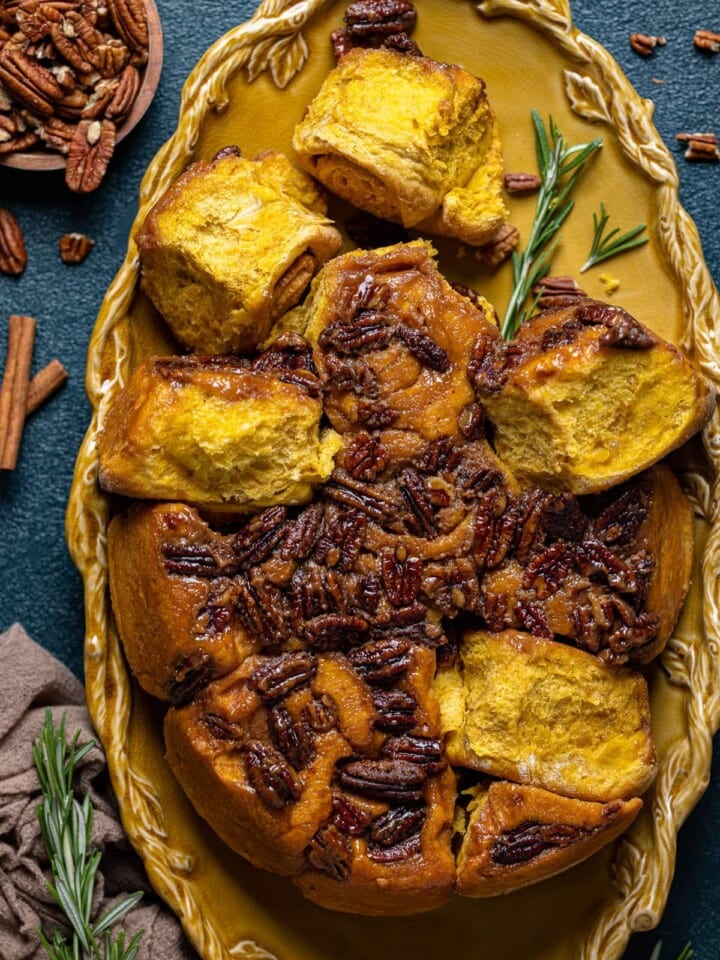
[{"x1": 0, "y1": 0, "x2": 163, "y2": 173}]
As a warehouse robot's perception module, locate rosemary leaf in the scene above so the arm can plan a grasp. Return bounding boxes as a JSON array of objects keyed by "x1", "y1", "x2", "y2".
[
  {"x1": 501, "y1": 111, "x2": 602, "y2": 340},
  {"x1": 34, "y1": 710, "x2": 144, "y2": 960},
  {"x1": 580, "y1": 201, "x2": 648, "y2": 273}
]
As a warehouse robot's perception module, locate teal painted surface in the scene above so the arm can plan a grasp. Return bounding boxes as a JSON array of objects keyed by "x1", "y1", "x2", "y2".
[{"x1": 0, "y1": 1, "x2": 717, "y2": 956}]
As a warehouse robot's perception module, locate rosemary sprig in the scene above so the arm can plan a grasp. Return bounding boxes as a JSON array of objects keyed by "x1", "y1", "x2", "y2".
[
  {"x1": 648, "y1": 941, "x2": 694, "y2": 960},
  {"x1": 580, "y1": 201, "x2": 648, "y2": 273},
  {"x1": 501, "y1": 110, "x2": 602, "y2": 340},
  {"x1": 33, "y1": 710, "x2": 144, "y2": 960}
]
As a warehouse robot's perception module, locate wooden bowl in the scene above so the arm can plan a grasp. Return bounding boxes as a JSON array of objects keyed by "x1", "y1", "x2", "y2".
[{"x1": 0, "y1": 0, "x2": 163, "y2": 173}]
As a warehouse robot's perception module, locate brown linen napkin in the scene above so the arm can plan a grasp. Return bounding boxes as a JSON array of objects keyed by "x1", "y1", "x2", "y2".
[{"x1": 0, "y1": 623, "x2": 199, "y2": 960}]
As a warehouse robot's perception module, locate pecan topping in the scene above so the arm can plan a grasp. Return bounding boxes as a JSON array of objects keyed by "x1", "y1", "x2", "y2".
[
  {"x1": 369, "y1": 805, "x2": 425, "y2": 848},
  {"x1": 491, "y1": 819, "x2": 585, "y2": 865},
  {"x1": 0, "y1": 208, "x2": 27, "y2": 276},
  {"x1": 306, "y1": 824, "x2": 352, "y2": 881},
  {"x1": 514, "y1": 599, "x2": 552, "y2": 639},
  {"x1": 280, "y1": 503, "x2": 324, "y2": 561},
  {"x1": 331, "y1": 795, "x2": 371, "y2": 835},
  {"x1": 319, "y1": 310, "x2": 393, "y2": 355},
  {"x1": 356, "y1": 399, "x2": 399, "y2": 429},
  {"x1": 244, "y1": 740, "x2": 302, "y2": 810},
  {"x1": 169, "y1": 649, "x2": 216, "y2": 706},
  {"x1": 347, "y1": 636, "x2": 412, "y2": 685},
  {"x1": 232, "y1": 506, "x2": 288, "y2": 567},
  {"x1": 629, "y1": 33, "x2": 665, "y2": 56},
  {"x1": 381, "y1": 32, "x2": 422, "y2": 56},
  {"x1": 398, "y1": 468, "x2": 435, "y2": 536},
  {"x1": 268, "y1": 704, "x2": 316, "y2": 770},
  {"x1": 381, "y1": 548, "x2": 422, "y2": 607},
  {"x1": 340, "y1": 433, "x2": 389, "y2": 481},
  {"x1": 202, "y1": 712, "x2": 242, "y2": 741},
  {"x1": 325, "y1": 470, "x2": 397, "y2": 522},
  {"x1": 395, "y1": 324, "x2": 450, "y2": 372},
  {"x1": 336, "y1": 758, "x2": 426, "y2": 803},
  {"x1": 503, "y1": 172, "x2": 542, "y2": 194},
  {"x1": 59, "y1": 231, "x2": 94, "y2": 264},
  {"x1": 314, "y1": 509, "x2": 366, "y2": 571},
  {"x1": 372, "y1": 688, "x2": 417, "y2": 732},
  {"x1": 367, "y1": 832, "x2": 422, "y2": 862},
  {"x1": 65, "y1": 117, "x2": 115, "y2": 192},
  {"x1": 303, "y1": 612, "x2": 368, "y2": 651},
  {"x1": 450, "y1": 282, "x2": 485, "y2": 311},
  {"x1": 303, "y1": 694, "x2": 338, "y2": 732},
  {"x1": 532, "y1": 275, "x2": 587, "y2": 311},
  {"x1": 344, "y1": 0, "x2": 417, "y2": 39},
  {"x1": 574, "y1": 301, "x2": 655, "y2": 349},
  {"x1": 163, "y1": 538, "x2": 238, "y2": 578},
  {"x1": 593, "y1": 486, "x2": 649, "y2": 546},
  {"x1": 381, "y1": 735, "x2": 446, "y2": 776},
  {"x1": 252, "y1": 651, "x2": 317, "y2": 704}
]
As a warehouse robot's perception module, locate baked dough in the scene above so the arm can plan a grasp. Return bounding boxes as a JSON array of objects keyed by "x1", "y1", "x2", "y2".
[
  {"x1": 456, "y1": 781, "x2": 642, "y2": 896},
  {"x1": 292, "y1": 47, "x2": 508, "y2": 245},
  {"x1": 303, "y1": 240, "x2": 501, "y2": 441},
  {"x1": 435, "y1": 628, "x2": 656, "y2": 801},
  {"x1": 470, "y1": 298, "x2": 716, "y2": 493},
  {"x1": 97, "y1": 347, "x2": 341, "y2": 510},
  {"x1": 135, "y1": 147, "x2": 342, "y2": 354}
]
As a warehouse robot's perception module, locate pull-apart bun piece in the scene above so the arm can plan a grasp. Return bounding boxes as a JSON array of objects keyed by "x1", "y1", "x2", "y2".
[
  {"x1": 135, "y1": 147, "x2": 342, "y2": 354},
  {"x1": 98, "y1": 344, "x2": 341, "y2": 510},
  {"x1": 456, "y1": 780, "x2": 641, "y2": 897},
  {"x1": 293, "y1": 48, "x2": 508, "y2": 246},
  {"x1": 470, "y1": 299, "x2": 715, "y2": 494},
  {"x1": 436, "y1": 629, "x2": 656, "y2": 802}
]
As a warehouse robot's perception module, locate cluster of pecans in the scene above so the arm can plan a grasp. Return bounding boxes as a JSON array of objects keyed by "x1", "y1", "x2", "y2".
[
  {"x1": 0, "y1": 0, "x2": 148, "y2": 191},
  {"x1": 0, "y1": 312, "x2": 67, "y2": 471}
]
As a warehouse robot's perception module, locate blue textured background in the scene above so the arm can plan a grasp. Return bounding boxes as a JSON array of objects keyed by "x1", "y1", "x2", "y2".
[{"x1": 0, "y1": 1, "x2": 718, "y2": 957}]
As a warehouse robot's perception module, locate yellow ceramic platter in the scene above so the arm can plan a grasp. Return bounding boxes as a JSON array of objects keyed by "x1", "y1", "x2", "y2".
[{"x1": 67, "y1": 1, "x2": 720, "y2": 958}]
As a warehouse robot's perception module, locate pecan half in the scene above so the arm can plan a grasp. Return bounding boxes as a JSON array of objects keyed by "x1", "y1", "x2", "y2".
[
  {"x1": 244, "y1": 740, "x2": 302, "y2": 810},
  {"x1": 381, "y1": 548, "x2": 422, "y2": 607},
  {"x1": 694, "y1": 29, "x2": 720, "y2": 53},
  {"x1": 280, "y1": 503, "x2": 324, "y2": 561},
  {"x1": 303, "y1": 612, "x2": 368, "y2": 651},
  {"x1": 251, "y1": 651, "x2": 317, "y2": 704},
  {"x1": 232, "y1": 505, "x2": 288, "y2": 567},
  {"x1": 475, "y1": 222, "x2": 519, "y2": 267},
  {"x1": 319, "y1": 310, "x2": 394, "y2": 355},
  {"x1": 503, "y1": 172, "x2": 542, "y2": 194},
  {"x1": 593, "y1": 486, "x2": 649, "y2": 546},
  {"x1": 344, "y1": 0, "x2": 417, "y2": 39},
  {"x1": 168, "y1": 649, "x2": 216, "y2": 706},
  {"x1": 369, "y1": 805, "x2": 425, "y2": 847},
  {"x1": 0, "y1": 208, "x2": 27, "y2": 276},
  {"x1": 336, "y1": 757, "x2": 426, "y2": 803},
  {"x1": 314, "y1": 509, "x2": 366, "y2": 571},
  {"x1": 162, "y1": 538, "x2": 238, "y2": 578},
  {"x1": 381, "y1": 734, "x2": 446, "y2": 776},
  {"x1": 331, "y1": 795, "x2": 371, "y2": 835},
  {"x1": 59, "y1": 231, "x2": 94, "y2": 263},
  {"x1": 107, "y1": 0, "x2": 147, "y2": 57},
  {"x1": 268, "y1": 704, "x2": 316, "y2": 770},
  {"x1": 629, "y1": 33, "x2": 665, "y2": 56},
  {"x1": 491, "y1": 819, "x2": 584, "y2": 865},
  {"x1": 341, "y1": 433, "x2": 389, "y2": 481},
  {"x1": 65, "y1": 117, "x2": 115, "y2": 192},
  {"x1": 347, "y1": 636, "x2": 413, "y2": 685},
  {"x1": 303, "y1": 693, "x2": 338, "y2": 732},
  {"x1": 0, "y1": 45, "x2": 63, "y2": 116},
  {"x1": 306, "y1": 824, "x2": 352, "y2": 881},
  {"x1": 395, "y1": 324, "x2": 450, "y2": 372},
  {"x1": 398, "y1": 468, "x2": 435, "y2": 536},
  {"x1": 372, "y1": 688, "x2": 417, "y2": 732}
]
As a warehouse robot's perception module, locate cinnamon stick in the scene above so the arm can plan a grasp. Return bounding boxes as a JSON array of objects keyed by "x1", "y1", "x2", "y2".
[
  {"x1": 0, "y1": 314, "x2": 36, "y2": 470},
  {"x1": 27, "y1": 358, "x2": 68, "y2": 415}
]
